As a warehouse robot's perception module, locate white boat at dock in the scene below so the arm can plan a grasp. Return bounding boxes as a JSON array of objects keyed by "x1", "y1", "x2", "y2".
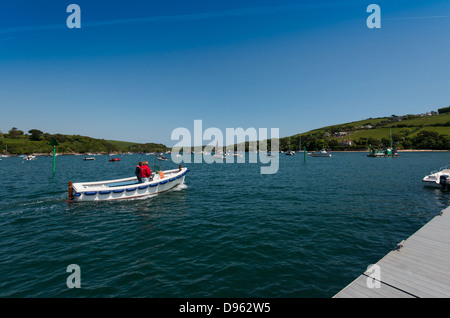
[
  {"x1": 311, "y1": 150, "x2": 331, "y2": 157},
  {"x1": 423, "y1": 165, "x2": 450, "y2": 189},
  {"x1": 69, "y1": 166, "x2": 189, "y2": 201}
]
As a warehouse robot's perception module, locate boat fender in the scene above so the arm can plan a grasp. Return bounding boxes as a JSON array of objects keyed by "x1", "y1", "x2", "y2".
[
  {"x1": 126, "y1": 187, "x2": 137, "y2": 192},
  {"x1": 159, "y1": 180, "x2": 168, "y2": 185},
  {"x1": 85, "y1": 191, "x2": 97, "y2": 195}
]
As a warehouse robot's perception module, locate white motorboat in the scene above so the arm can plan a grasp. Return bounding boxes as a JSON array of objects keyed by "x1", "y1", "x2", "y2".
[
  {"x1": 312, "y1": 150, "x2": 332, "y2": 157},
  {"x1": 423, "y1": 165, "x2": 450, "y2": 188},
  {"x1": 285, "y1": 150, "x2": 295, "y2": 156},
  {"x1": 69, "y1": 166, "x2": 189, "y2": 201}
]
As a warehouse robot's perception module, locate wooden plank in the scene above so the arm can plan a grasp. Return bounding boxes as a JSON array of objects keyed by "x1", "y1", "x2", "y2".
[
  {"x1": 384, "y1": 248, "x2": 450, "y2": 282},
  {"x1": 376, "y1": 261, "x2": 447, "y2": 297},
  {"x1": 334, "y1": 206, "x2": 450, "y2": 298},
  {"x1": 335, "y1": 274, "x2": 415, "y2": 298}
]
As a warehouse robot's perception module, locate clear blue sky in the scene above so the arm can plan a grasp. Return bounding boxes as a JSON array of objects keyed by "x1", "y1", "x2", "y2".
[{"x1": 1, "y1": 0, "x2": 449, "y2": 146}]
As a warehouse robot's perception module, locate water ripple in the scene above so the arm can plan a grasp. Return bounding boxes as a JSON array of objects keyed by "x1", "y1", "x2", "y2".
[{"x1": 0, "y1": 153, "x2": 449, "y2": 297}]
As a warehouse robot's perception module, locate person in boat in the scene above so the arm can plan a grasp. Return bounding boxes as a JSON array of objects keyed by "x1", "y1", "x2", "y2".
[
  {"x1": 141, "y1": 161, "x2": 152, "y2": 183},
  {"x1": 135, "y1": 161, "x2": 143, "y2": 182}
]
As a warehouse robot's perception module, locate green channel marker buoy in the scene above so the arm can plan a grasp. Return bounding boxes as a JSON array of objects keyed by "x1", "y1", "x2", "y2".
[{"x1": 49, "y1": 138, "x2": 59, "y2": 173}]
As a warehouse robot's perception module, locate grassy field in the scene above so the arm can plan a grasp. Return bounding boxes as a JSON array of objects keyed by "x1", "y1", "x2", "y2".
[
  {"x1": 280, "y1": 111, "x2": 450, "y2": 150},
  {"x1": 385, "y1": 113, "x2": 450, "y2": 127},
  {"x1": 346, "y1": 128, "x2": 403, "y2": 140},
  {"x1": 295, "y1": 113, "x2": 450, "y2": 139}
]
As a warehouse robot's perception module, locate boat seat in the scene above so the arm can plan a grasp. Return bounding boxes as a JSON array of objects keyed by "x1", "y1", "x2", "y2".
[{"x1": 108, "y1": 181, "x2": 140, "y2": 187}]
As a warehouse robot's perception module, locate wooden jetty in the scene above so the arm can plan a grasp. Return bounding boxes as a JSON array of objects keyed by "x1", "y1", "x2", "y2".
[{"x1": 334, "y1": 205, "x2": 450, "y2": 298}]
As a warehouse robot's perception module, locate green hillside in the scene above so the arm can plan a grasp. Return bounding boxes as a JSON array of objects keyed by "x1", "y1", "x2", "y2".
[
  {"x1": 3, "y1": 110, "x2": 450, "y2": 155},
  {"x1": 0, "y1": 128, "x2": 169, "y2": 155},
  {"x1": 283, "y1": 112, "x2": 450, "y2": 151}
]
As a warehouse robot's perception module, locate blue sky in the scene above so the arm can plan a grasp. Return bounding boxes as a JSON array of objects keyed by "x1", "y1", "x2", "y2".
[{"x1": 1, "y1": 0, "x2": 449, "y2": 146}]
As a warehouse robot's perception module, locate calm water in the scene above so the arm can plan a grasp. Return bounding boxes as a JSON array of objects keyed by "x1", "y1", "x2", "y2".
[{"x1": 0, "y1": 152, "x2": 449, "y2": 298}]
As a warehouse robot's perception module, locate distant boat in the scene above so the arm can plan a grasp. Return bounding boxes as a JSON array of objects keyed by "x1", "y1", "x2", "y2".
[
  {"x1": 285, "y1": 138, "x2": 295, "y2": 155},
  {"x1": 213, "y1": 153, "x2": 226, "y2": 159},
  {"x1": 109, "y1": 158, "x2": 120, "y2": 162},
  {"x1": 312, "y1": 150, "x2": 331, "y2": 157},
  {"x1": 23, "y1": 155, "x2": 37, "y2": 161},
  {"x1": 213, "y1": 140, "x2": 226, "y2": 159},
  {"x1": 423, "y1": 165, "x2": 450, "y2": 189},
  {"x1": 83, "y1": 157, "x2": 95, "y2": 161},
  {"x1": 367, "y1": 129, "x2": 399, "y2": 157}
]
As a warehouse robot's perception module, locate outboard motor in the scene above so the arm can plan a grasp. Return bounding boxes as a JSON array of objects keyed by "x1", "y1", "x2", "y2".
[{"x1": 440, "y1": 175, "x2": 450, "y2": 191}]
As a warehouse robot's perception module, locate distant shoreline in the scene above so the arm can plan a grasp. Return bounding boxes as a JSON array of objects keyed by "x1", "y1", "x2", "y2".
[
  {"x1": 330, "y1": 149, "x2": 450, "y2": 153},
  {"x1": 3, "y1": 149, "x2": 450, "y2": 157}
]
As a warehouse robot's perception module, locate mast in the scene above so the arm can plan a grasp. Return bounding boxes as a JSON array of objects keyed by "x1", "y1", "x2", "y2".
[{"x1": 390, "y1": 128, "x2": 392, "y2": 148}]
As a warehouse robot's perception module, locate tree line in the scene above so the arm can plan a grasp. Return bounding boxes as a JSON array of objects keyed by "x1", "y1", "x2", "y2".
[
  {"x1": 226, "y1": 130, "x2": 450, "y2": 152},
  {"x1": 0, "y1": 127, "x2": 168, "y2": 155}
]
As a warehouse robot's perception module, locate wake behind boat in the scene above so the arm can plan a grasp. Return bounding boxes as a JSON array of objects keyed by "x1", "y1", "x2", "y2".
[{"x1": 69, "y1": 166, "x2": 189, "y2": 201}]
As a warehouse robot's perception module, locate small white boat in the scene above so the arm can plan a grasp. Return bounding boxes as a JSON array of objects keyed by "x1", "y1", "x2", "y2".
[
  {"x1": 213, "y1": 153, "x2": 227, "y2": 159},
  {"x1": 312, "y1": 150, "x2": 331, "y2": 157},
  {"x1": 69, "y1": 167, "x2": 189, "y2": 202},
  {"x1": 23, "y1": 155, "x2": 37, "y2": 161},
  {"x1": 285, "y1": 150, "x2": 295, "y2": 156},
  {"x1": 423, "y1": 166, "x2": 450, "y2": 188},
  {"x1": 83, "y1": 157, "x2": 95, "y2": 161}
]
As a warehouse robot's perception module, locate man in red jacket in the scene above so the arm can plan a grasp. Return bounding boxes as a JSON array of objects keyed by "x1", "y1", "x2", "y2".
[{"x1": 141, "y1": 161, "x2": 152, "y2": 182}]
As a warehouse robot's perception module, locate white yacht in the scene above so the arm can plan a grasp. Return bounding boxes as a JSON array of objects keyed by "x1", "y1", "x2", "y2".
[{"x1": 423, "y1": 165, "x2": 450, "y2": 188}]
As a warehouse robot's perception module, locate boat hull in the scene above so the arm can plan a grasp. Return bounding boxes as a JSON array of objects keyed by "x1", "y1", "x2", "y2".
[
  {"x1": 422, "y1": 180, "x2": 441, "y2": 188},
  {"x1": 71, "y1": 167, "x2": 189, "y2": 202}
]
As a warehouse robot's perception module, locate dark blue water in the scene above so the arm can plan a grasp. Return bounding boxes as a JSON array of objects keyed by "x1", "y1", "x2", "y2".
[{"x1": 0, "y1": 152, "x2": 449, "y2": 297}]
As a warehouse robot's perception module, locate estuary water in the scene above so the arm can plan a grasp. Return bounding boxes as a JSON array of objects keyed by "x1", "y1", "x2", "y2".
[{"x1": 0, "y1": 152, "x2": 449, "y2": 298}]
